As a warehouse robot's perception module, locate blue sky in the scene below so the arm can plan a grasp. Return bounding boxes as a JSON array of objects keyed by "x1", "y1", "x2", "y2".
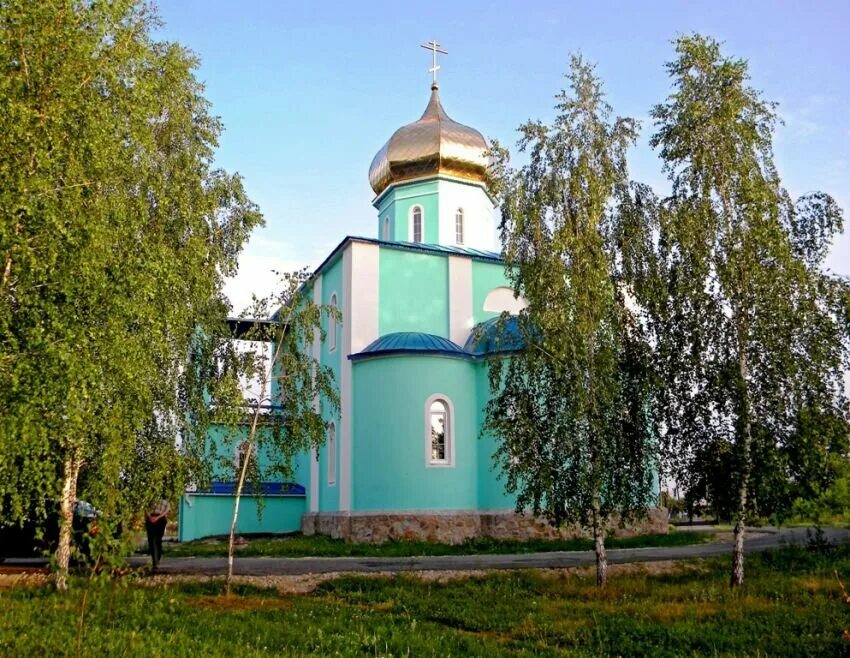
[{"x1": 155, "y1": 1, "x2": 850, "y2": 312}]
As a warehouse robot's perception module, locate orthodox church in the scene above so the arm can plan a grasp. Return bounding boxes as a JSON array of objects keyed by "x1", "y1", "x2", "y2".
[{"x1": 178, "y1": 57, "x2": 663, "y2": 543}]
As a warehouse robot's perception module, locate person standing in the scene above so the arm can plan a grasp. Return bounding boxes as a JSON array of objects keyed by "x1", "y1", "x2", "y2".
[{"x1": 144, "y1": 499, "x2": 171, "y2": 570}]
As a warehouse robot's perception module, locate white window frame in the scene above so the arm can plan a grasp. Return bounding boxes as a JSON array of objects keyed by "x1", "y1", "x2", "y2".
[
  {"x1": 382, "y1": 216, "x2": 391, "y2": 241},
  {"x1": 328, "y1": 292, "x2": 338, "y2": 352},
  {"x1": 455, "y1": 207, "x2": 464, "y2": 245},
  {"x1": 410, "y1": 205, "x2": 423, "y2": 243},
  {"x1": 424, "y1": 394, "x2": 455, "y2": 467},
  {"x1": 327, "y1": 421, "x2": 337, "y2": 486}
]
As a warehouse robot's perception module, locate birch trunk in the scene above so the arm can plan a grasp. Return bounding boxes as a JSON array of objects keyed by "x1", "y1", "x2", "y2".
[
  {"x1": 2, "y1": 253, "x2": 11, "y2": 288},
  {"x1": 55, "y1": 453, "x2": 81, "y2": 591},
  {"x1": 592, "y1": 496, "x2": 608, "y2": 588},
  {"x1": 2, "y1": 221, "x2": 20, "y2": 289},
  {"x1": 594, "y1": 525, "x2": 608, "y2": 588},
  {"x1": 225, "y1": 327, "x2": 289, "y2": 596},
  {"x1": 225, "y1": 435, "x2": 253, "y2": 596},
  {"x1": 731, "y1": 330, "x2": 752, "y2": 589}
]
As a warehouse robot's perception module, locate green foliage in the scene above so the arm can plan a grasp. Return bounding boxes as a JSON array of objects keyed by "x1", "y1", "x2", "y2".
[
  {"x1": 189, "y1": 269, "x2": 340, "y2": 592},
  {"x1": 193, "y1": 270, "x2": 339, "y2": 494},
  {"x1": 791, "y1": 455, "x2": 850, "y2": 525},
  {"x1": 164, "y1": 530, "x2": 713, "y2": 558},
  {"x1": 0, "y1": 0, "x2": 261, "y2": 567},
  {"x1": 2, "y1": 545, "x2": 850, "y2": 656},
  {"x1": 643, "y1": 35, "x2": 849, "y2": 541},
  {"x1": 485, "y1": 56, "x2": 657, "y2": 538}
]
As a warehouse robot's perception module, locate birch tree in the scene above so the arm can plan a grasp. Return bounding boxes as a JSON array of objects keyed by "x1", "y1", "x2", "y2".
[
  {"x1": 485, "y1": 56, "x2": 657, "y2": 587},
  {"x1": 647, "y1": 34, "x2": 849, "y2": 587},
  {"x1": 204, "y1": 271, "x2": 338, "y2": 596},
  {"x1": 0, "y1": 1, "x2": 261, "y2": 589}
]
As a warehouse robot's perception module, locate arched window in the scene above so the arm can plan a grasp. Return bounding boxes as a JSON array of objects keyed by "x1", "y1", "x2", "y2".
[
  {"x1": 411, "y1": 206, "x2": 423, "y2": 243},
  {"x1": 328, "y1": 293, "x2": 338, "y2": 352},
  {"x1": 234, "y1": 440, "x2": 253, "y2": 476},
  {"x1": 425, "y1": 395, "x2": 454, "y2": 466},
  {"x1": 483, "y1": 287, "x2": 528, "y2": 315},
  {"x1": 382, "y1": 216, "x2": 390, "y2": 241},
  {"x1": 455, "y1": 208, "x2": 464, "y2": 245},
  {"x1": 327, "y1": 422, "x2": 336, "y2": 485}
]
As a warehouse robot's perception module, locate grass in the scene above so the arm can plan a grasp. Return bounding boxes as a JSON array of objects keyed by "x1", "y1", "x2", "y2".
[
  {"x1": 2, "y1": 544, "x2": 850, "y2": 656},
  {"x1": 163, "y1": 529, "x2": 714, "y2": 558}
]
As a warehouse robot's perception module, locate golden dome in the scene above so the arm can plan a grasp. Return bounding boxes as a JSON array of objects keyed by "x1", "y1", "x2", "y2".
[{"x1": 368, "y1": 84, "x2": 488, "y2": 196}]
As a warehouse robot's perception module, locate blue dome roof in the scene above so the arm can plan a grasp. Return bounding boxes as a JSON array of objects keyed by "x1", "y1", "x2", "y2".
[
  {"x1": 464, "y1": 316, "x2": 526, "y2": 356},
  {"x1": 350, "y1": 332, "x2": 468, "y2": 361}
]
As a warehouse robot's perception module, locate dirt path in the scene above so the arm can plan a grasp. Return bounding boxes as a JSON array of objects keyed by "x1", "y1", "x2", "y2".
[
  {"x1": 125, "y1": 526, "x2": 850, "y2": 577},
  {"x1": 4, "y1": 526, "x2": 845, "y2": 581}
]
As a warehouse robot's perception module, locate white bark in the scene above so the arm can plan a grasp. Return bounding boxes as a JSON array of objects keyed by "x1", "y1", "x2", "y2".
[
  {"x1": 594, "y1": 524, "x2": 608, "y2": 588},
  {"x1": 731, "y1": 341, "x2": 752, "y2": 589},
  {"x1": 55, "y1": 453, "x2": 81, "y2": 591},
  {"x1": 591, "y1": 495, "x2": 608, "y2": 588},
  {"x1": 225, "y1": 309, "x2": 293, "y2": 596},
  {"x1": 225, "y1": 434, "x2": 253, "y2": 596}
]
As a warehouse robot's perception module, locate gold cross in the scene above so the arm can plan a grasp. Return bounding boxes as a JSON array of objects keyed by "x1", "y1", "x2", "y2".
[{"x1": 420, "y1": 40, "x2": 448, "y2": 86}]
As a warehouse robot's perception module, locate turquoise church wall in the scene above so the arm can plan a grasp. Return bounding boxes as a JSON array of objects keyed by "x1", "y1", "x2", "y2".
[
  {"x1": 379, "y1": 248, "x2": 449, "y2": 337},
  {"x1": 351, "y1": 355, "x2": 478, "y2": 511},
  {"x1": 179, "y1": 423, "x2": 310, "y2": 541},
  {"x1": 473, "y1": 362, "x2": 517, "y2": 510},
  {"x1": 201, "y1": 424, "x2": 307, "y2": 482},
  {"x1": 319, "y1": 255, "x2": 343, "y2": 512},
  {"x1": 376, "y1": 197, "x2": 396, "y2": 240},
  {"x1": 178, "y1": 495, "x2": 305, "y2": 542},
  {"x1": 375, "y1": 179, "x2": 440, "y2": 243}
]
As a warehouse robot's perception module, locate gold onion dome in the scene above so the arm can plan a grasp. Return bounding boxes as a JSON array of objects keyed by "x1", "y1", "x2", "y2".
[{"x1": 368, "y1": 83, "x2": 489, "y2": 196}]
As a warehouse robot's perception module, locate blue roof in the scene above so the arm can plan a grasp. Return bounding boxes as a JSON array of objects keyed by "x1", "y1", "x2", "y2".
[
  {"x1": 310, "y1": 236, "x2": 503, "y2": 284},
  {"x1": 350, "y1": 332, "x2": 468, "y2": 361},
  {"x1": 464, "y1": 316, "x2": 526, "y2": 356},
  {"x1": 380, "y1": 239, "x2": 501, "y2": 261},
  {"x1": 350, "y1": 323, "x2": 526, "y2": 362}
]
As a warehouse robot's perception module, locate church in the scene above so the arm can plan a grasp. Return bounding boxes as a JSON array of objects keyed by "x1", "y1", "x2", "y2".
[{"x1": 178, "y1": 55, "x2": 664, "y2": 544}]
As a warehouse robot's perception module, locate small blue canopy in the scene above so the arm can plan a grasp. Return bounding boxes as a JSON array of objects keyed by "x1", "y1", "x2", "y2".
[
  {"x1": 464, "y1": 316, "x2": 526, "y2": 356},
  {"x1": 350, "y1": 332, "x2": 468, "y2": 361}
]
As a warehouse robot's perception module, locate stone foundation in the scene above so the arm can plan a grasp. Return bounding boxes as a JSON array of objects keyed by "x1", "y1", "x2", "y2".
[{"x1": 301, "y1": 508, "x2": 669, "y2": 544}]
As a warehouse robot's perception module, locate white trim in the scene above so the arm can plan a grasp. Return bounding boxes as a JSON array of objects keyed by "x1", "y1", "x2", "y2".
[
  {"x1": 448, "y1": 256, "x2": 473, "y2": 345},
  {"x1": 328, "y1": 292, "x2": 338, "y2": 352},
  {"x1": 339, "y1": 241, "x2": 380, "y2": 512},
  {"x1": 424, "y1": 393, "x2": 455, "y2": 468},
  {"x1": 327, "y1": 421, "x2": 337, "y2": 486},
  {"x1": 409, "y1": 205, "x2": 424, "y2": 243},
  {"x1": 436, "y1": 178, "x2": 497, "y2": 251},
  {"x1": 309, "y1": 275, "x2": 322, "y2": 513},
  {"x1": 339, "y1": 247, "x2": 353, "y2": 511},
  {"x1": 483, "y1": 287, "x2": 528, "y2": 315},
  {"x1": 349, "y1": 242, "x2": 380, "y2": 354}
]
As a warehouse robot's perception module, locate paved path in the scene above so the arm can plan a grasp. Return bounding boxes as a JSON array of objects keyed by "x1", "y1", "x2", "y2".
[{"x1": 118, "y1": 526, "x2": 850, "y2": 576}]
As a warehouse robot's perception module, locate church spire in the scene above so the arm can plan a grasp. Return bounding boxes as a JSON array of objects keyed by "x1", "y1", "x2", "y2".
[{"x1": 420, "y1": 40, "x2": 447, "y2": 89}]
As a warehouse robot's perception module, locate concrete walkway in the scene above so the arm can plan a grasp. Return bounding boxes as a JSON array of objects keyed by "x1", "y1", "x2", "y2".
[{"x1": 121, "y1": 526, "x2": 850, "y2": 576}]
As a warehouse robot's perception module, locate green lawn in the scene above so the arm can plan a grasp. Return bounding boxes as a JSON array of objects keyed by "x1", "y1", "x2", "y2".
[
  {"x1": 2, "y1": 545, "x2": 849, "y2": 656},
  {"x1": 163, "y1": 530, "x2": 714, "y2": 558}
]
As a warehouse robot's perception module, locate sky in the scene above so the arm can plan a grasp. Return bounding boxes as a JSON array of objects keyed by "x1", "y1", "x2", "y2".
[{"x1": 154, "y1": 0, "x2": 850, "y2": 313}]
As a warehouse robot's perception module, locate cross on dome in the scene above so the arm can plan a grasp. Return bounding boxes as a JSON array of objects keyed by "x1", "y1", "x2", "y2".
[
  {"x1": 420, "y1": 40, "x2": 447, "y2": 88},
  {"x1": 368, "y1": 41, "x2": 489, "y2": 197}
]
